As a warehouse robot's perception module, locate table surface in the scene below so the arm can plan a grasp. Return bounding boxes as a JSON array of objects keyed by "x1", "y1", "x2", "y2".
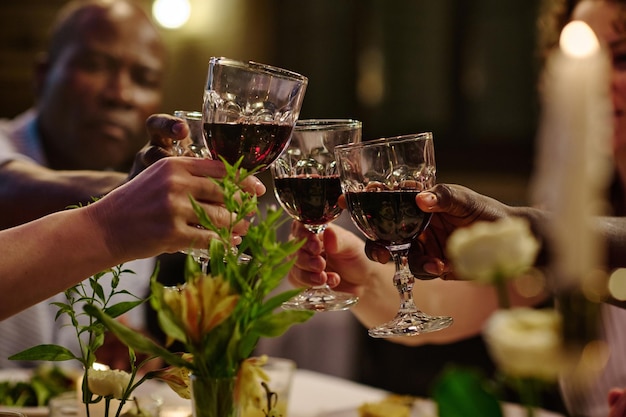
[
  {"x1": 0, "y1": 368, "x2": 566, "y2": 417},
  {"x1": 155, "y1": 368, "x2": 565, "y2": 417},
  {"x1": 153, "y1": 368, "x2": 389, "y2": 417}
]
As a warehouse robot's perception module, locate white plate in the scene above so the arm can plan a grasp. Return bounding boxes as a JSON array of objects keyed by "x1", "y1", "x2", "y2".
[
  {"x1": 0, "y1": 406, "x2": 48, "y2": 417},
  {"x1": 0, "y1": 369, "x2": 48, "y2": 417},
  {"x1": 0, "y1": 369, "x2": 32, "y2": 383},
  {"x1": 0, "y1": 370, "x2": 191, "y2": 417}
]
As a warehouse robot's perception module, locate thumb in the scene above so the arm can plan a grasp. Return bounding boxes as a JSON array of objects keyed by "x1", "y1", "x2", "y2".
[
  {"x1": 323, "y1": 224, "x2": 364, "y2": 260},
  {"x1": 146, "y1": 113, "x2": 188, "y2": 147},
  {"x1": 415, "y1": 184, "x2": 464, "y2": 216}
]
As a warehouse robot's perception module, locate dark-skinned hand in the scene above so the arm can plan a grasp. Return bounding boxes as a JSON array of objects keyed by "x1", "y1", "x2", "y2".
[{"x1": 353, "y1": 184, "x2": 514, "y2": 280}]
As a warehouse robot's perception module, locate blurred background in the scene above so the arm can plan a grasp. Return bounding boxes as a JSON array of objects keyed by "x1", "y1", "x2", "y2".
[
  {"x1": 0, "y1": 0, "x2": 541, "y2": 205},
  {"x1": 1, "y1": 0, "x2": 564, "y2": 401}
]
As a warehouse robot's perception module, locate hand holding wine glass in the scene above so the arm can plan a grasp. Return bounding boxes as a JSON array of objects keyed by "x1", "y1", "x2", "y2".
[
  {"x1": 335, "y1": 133, "x2": 453, "y2": 337},
  {"x1": 271, "y1": 119, "x2": 361, "y2": 311}
]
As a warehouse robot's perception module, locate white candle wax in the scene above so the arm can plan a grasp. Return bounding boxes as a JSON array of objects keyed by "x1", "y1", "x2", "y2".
[{"x1": 532, "y1": 21, "x2": 613, "y2": 287}]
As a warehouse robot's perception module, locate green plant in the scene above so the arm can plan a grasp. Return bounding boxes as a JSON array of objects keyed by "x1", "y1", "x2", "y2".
[
  {"x1": 86, "y1": 158, "x2": 313, "y2": 410},
  {"x1": 10, "y1": 265, "x2": 151, "y2": 417}
]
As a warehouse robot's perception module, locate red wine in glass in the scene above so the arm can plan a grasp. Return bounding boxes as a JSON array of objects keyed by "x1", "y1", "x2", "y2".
[
  {"x1": 204, "y1": 122, "x2": 294, "y2": 171},
  {"x1": 202, "y1": 57, "x2": 308, "y2": 172},
  {"x1": 273, "y1": 176, "x2": 343, "y2": 232},
  {"x1": 344, "y1": 190, "x2": 432, "y2": 246}
]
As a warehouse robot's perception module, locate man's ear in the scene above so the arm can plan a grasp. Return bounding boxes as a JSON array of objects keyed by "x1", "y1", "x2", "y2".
[{"x1": 32, "y1": 52, "x2": 50, "y2": 99}]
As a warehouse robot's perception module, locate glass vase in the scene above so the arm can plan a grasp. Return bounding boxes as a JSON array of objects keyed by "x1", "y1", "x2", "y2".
[{"x1": 190, "y1": 374, "x2": 240, "y2": 417}]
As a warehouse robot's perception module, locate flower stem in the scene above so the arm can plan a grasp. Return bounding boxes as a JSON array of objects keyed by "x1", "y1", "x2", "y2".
[
  {"x1": 517, "y1": 378, "x2": 538, "y2": 417},
  {"x1": 495, "y1": 274, "x2": 510, "y2": 309}
]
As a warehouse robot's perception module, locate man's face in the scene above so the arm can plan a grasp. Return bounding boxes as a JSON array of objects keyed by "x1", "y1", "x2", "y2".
[{"x1": 36, "y1": 4, "x2": 165, "y2": 171}]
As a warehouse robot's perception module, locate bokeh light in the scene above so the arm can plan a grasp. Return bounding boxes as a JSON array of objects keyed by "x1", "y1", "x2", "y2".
[
  {"x1": 580, "y1": 340, "x2": 610, "y2": 374},
  {"x1": 513, "y1": 268, "x2": 546, "y2": 299},
  {"x1": 152, "y1": 0, "x2": 191, "y2": 29},
  {"x1": 608, "y1": 268, "x2": 626, "y2": 300}
]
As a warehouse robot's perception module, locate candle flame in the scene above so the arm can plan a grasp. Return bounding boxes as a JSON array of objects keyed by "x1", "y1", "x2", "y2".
[{"x1": 560, "y1": 21, "x2": 600, "y2": 58}]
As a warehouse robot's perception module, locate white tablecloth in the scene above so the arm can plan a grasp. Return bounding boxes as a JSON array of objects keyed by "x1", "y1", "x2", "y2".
[
  {"x1": 287, "y1": 369, "x2": 566, "y2": 417},
  {"x1": 288, "y1": 369, "x2": 388, "y2": 417}
]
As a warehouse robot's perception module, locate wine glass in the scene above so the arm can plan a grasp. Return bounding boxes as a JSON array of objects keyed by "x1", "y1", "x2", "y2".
[
  {"x1": 172, "y1": 110, "x2": 212, "y2": 272},
  {"x1": 172, "y1": 110, "x2": 210, "y2": 158},
  {"x1": 334, "y1": 133, "x2": 453, "y2": 337},
  {"x1": 202, "y1": 57, "x2": 308, "y2": 172},
  {"x1": 271, "y1": 119, "x2": 362, "y2": 311}
]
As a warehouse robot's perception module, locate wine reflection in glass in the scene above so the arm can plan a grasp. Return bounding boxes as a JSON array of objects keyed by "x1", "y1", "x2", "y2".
[
  {"x1": 271, "y1": 119, "x2": 361, "y2": 311},
  {"x1": 335, "y1": 133, "x2": 453, "y2": 336},
  {"x1": 172, "y1": 110, "x2": 211, "y2": 273},
  {"x1": 202, "y1": 57, "x2": 308, "y2": 172}
]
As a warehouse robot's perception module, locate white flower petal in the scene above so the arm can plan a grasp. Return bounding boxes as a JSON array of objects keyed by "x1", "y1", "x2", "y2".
[
  {"x1": 448, "y1": 218, "x2": 540, "y2": 283},
  {"x1": 483, "y1": 308, "x2": 565, "y2": 380},
  {"x1": 87, "y1": 369, "x2": 132, "y2": 399}
]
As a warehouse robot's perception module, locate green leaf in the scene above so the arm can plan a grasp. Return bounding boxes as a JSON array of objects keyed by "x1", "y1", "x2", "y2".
[
  {"x1": 157, "y1": 309, "x2": 188, "y2": 344},
  {"x1": 432, "y1": 367, "x2": 503, "y2": 417},
  {"x1": 89, "y1": 277, "x2": 106, "y2": 302},
  {"x1": 250, "y1": 310, "x2": 313, "y2": 338},
  {"x1": 84, "y1": 305, "x2": 193, "y2": 371},
  {"x1": 104, "y1": 300, "x2": 144, "y2": 318},
  {"x1": 184, "y1": 254, "x2": 201, "y2": 278},
  {"x1": 30, "y1": 379, "x2": 49, "y2": 407},
  {"x1": 9, "y1": 345, "x2": 77, "y2": 362},
  {"x1": 259, "y1": 288, "x2": 304, "y2": 316}
]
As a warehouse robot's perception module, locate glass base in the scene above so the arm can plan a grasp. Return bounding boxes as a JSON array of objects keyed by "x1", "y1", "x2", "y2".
[
  {"x1": 282, "y1": 286, "x2": 358, "y2": 312},
  {"x1": 368, "y1": 312, "x2": 453, "y2": 338}
]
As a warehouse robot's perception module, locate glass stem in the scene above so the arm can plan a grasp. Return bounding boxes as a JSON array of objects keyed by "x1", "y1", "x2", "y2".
[
  {"x1": 199, "y1": 258, "x2": 209, "y2": 274},
  {"x1": 390, "y1": 248, "x2": 418, "y2": 314},
  {"x1": 310, "y1": 227, "x2": 328, "y2": 290}
]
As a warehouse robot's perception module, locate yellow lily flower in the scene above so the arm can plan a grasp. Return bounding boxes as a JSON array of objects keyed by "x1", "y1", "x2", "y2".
[
  {"x1": 236, "y1": 356, "x2": 269, "y2": 411},
  {"x1": 168, "y1": 275, "x2": 239, "y2": 344},
  {"x1": 152, "y1": 356, "x2": 193, "y2": 399}
]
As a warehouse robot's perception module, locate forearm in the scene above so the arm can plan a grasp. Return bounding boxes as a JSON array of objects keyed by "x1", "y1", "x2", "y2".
[
  {"x1": 595, "y1": 216, "x2": 626, "y2": 308},
  {"x1": 0, "y1": 160, "x2": 125, "y2": 229},
  {"x1": 511, "y1": 206, "x2": 626, "y2": 308},
  {"x1": 350, "y1": 262, "x2": 399, "y2": 331},
  {"x1": 0, "y1": 208, "x2": 118, "y2": 320},
  {"x1": 596, "y1": 216, "x2": 626, "y2": 269}
]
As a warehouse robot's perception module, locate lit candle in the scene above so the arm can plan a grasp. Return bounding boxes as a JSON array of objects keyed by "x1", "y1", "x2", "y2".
[{"x1": 532, "y1": 21, "x2": 613, "y2": 289}]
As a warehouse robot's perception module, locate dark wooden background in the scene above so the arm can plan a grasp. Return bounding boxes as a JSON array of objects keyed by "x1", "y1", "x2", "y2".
[{"x1": 0, "y1": 0, "x2": 541, "y2": 204}]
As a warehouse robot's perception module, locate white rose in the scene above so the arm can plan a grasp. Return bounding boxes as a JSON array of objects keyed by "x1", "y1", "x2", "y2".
[
  {"x1": 87, "y1": 369, "x2": 132, "y2": 399},
  {"x1": 447, "y1": 217, "x2": 540, "y2": 283},
  {"x1": 483, "y1": 308, "x2": 565, "y2": 381}
]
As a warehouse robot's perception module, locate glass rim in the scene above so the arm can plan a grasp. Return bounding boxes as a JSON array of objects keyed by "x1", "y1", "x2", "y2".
[
  {"x1": 209, "y1": 56, "x2": 308, "y2": 84},
  {"x1": 173, "y1": 110, "x2": 202, "y2": 120},
  {"x1": 294, "y1": 119, "x2": 362, "y2": 131},
  {"x1": 334, "y1": 131, "x2": 433, "y2": 152}
]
